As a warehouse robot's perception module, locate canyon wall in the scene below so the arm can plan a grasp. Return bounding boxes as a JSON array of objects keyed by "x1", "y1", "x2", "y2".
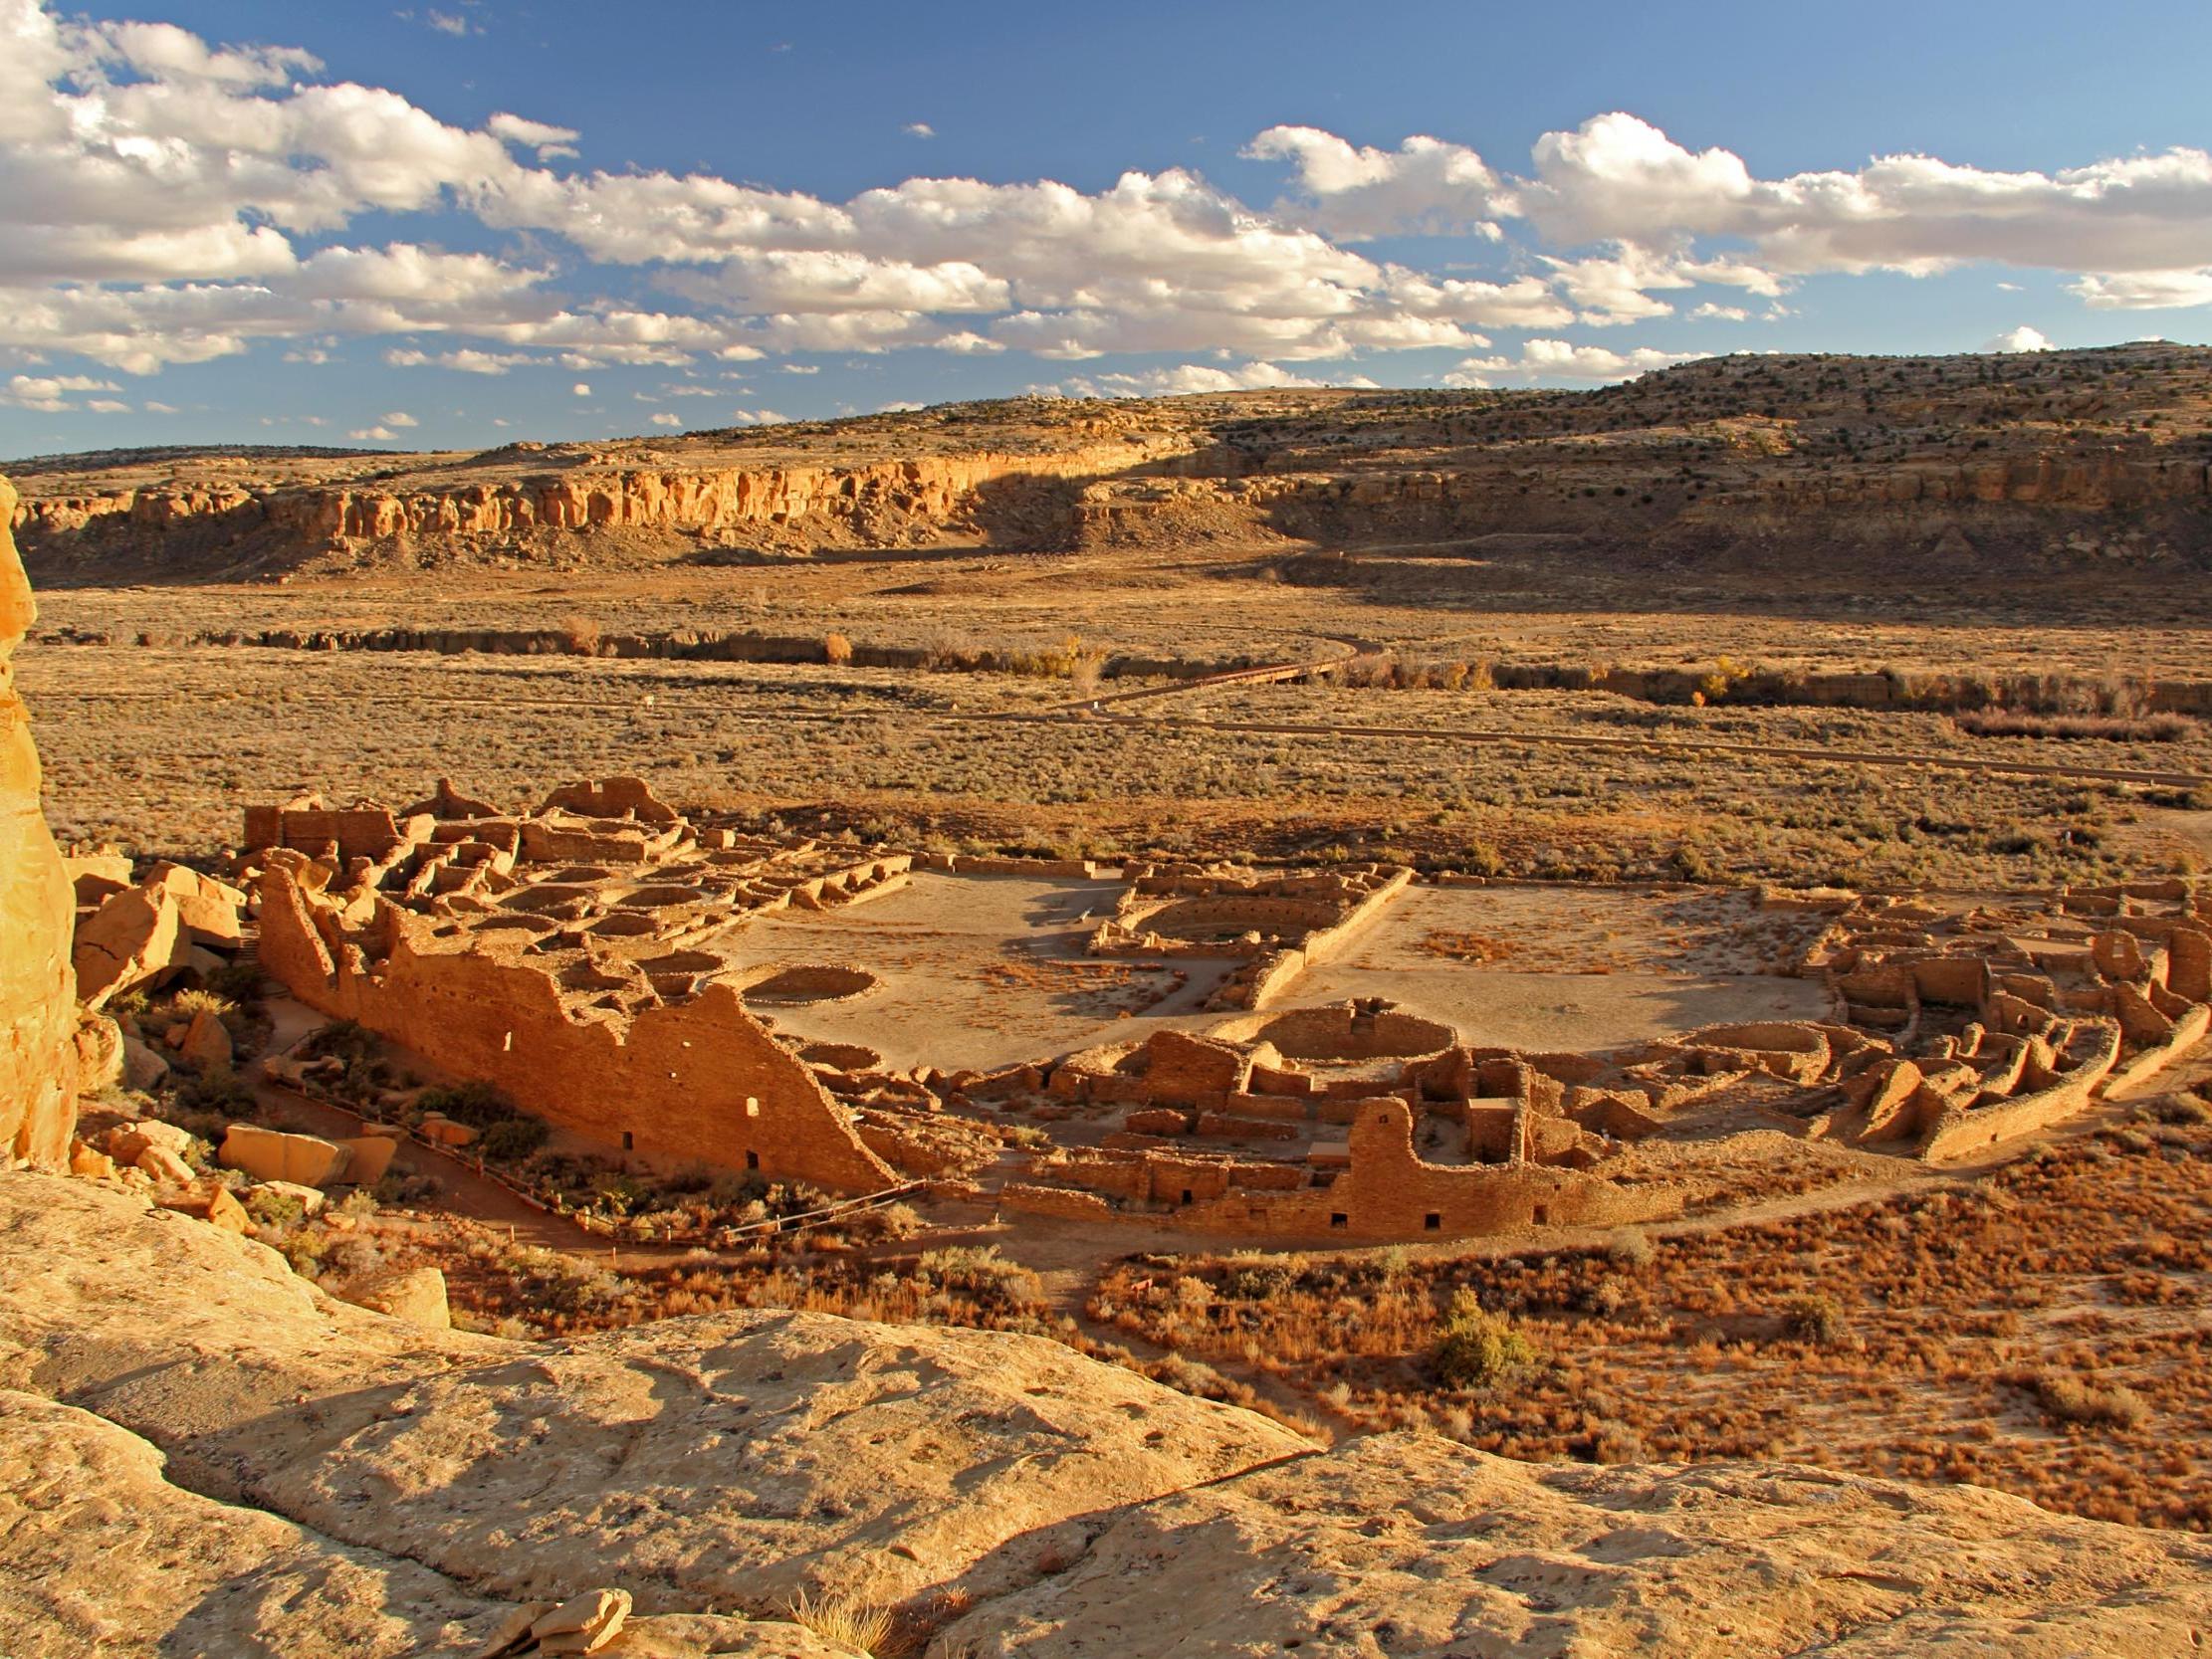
[
  {"x1": 10, "y1": 446, "x2": 1136, "y2": 576},
  {"x1": 0, "y1": 477, "x2": 79, "y2": 1166}
]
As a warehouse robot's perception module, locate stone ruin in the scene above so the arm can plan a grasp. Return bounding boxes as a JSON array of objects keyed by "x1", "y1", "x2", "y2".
[
  {"x1": 1088, "y1": 862, "x2": 1412, "y2": 1010},
  {"x1": 212, "y1": 775, "x2": 2212, "y2": 1241},
  {"x1": 986, "y1": 876, "x2": 2212, "y2": 1242},
  {"x1": 243, "y1": 777, "x2": 911, "y2": 1192}
]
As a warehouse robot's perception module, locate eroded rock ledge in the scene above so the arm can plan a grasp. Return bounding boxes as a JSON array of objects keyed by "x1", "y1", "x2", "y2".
[{"x1": 3, "y1": 1171, "x2": 2208, "y2": 1657}]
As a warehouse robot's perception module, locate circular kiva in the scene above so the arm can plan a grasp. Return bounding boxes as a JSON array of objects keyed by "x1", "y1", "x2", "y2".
[{"x1": 729, "y1": 961, "x2": 881, "y2": 1006}]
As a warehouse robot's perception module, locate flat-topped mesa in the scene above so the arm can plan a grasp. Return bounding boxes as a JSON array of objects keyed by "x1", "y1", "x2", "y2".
[
  {"x1": 242, "y1": 776, "x2": 908, "y2": 1191},
  {"x1": 0, "y1": 475, "x2": 81, "y2": 1167},
  {"x1": 11, "y1": 442, "x2": 1149, "y2": 572}
]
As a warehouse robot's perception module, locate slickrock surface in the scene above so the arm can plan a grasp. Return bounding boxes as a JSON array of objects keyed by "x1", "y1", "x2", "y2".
[
  {"x1": 5, "y1": 1171, "x2": 2212, "y2": 1656},
  {"x1": 944, "y1": 1431, "x2": 2212, "y2": 1657},
  {"x1": 0, "y1": 1175, "x2": 1307, "y2": 1611},
  {"x1": 0, "y1": 476, "x2": 78, "y2": 1165}
]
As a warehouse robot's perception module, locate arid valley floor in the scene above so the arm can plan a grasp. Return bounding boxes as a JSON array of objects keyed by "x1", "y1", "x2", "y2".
[{"x1": 8, "y1": 348, "x2": 2212, "y2": 1654}]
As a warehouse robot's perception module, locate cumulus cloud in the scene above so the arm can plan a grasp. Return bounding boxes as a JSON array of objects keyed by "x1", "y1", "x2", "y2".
[
  {"x1": 386, "y1": 346, "x2": 535, "y2": 373},
  {"x1": 0, "y1": 0, "x2": 2204, "y2": 407},
  {"x1": 648, "y1": 411, "x2": 681, "y2": 426},
  {"x1": 902, "y1": 122, "x2": 934, "y2": 139},
  {"x1": 3, "y1": 370, "x2": 119, "y2": 410},
  {"x1": 379, "y1": 409, "x2": 418, "y2": 425},
  {"x1": 1049, "y1": 360, "x2": 1380, "y2": 398},
  {"x1": 1984, "y1": 325, "x2": 2053, "y2": 352},
  {"x1": 1245, "y1": 125, "x2": 1512, "y2": 240},
  {"x1": 726, "y1": 407, "x2": 785, "y2": 425},
  {"x1": 1441, "y1": 337, "x2": 1706, "y2": 386}
]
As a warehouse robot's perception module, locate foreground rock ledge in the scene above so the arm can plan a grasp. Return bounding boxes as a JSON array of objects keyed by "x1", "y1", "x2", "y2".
[{"x1": 2, "y1": 1171, "x2": 2209, "y2": 1657}]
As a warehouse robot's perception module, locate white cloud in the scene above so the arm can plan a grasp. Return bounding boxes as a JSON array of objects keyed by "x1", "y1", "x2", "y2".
[
  {"x1": 1245, "y1": 125, "x2": 1511, "y2": 240},
  {"x1": 876, "y1": 399, "x2": 924, "y2": 412},
  {"x1": 142, "y1": 399, "x2": 178, "y2": 413},
  {"x1": 0, "y1": 1, "x2": 2207, "y2": 406},
  {"x1": 2069, "y1": 269, "x2": 2212, "y2": 310},
  {"x1": 1983, "y1": 324, "x2": 2052, "y2": 352},
  {"x1": 1050, "y1": 360, "x2": 1379, "y2": 398},
  {"x1": 385, "y1": 346, "x2": 535, "y2": 373},
  {"x1": 487, "y1": 110, "x2": 578, "y2": 161},
  {"x1": 726, "y1": 407, "x2": 785, "y2": 425},
  {"x1": 570, "y1": 381, "x2": 590, "y2": 395},
  {"x1": 903, "y1": 122, "x2": 935, "y2": 139},
  {"x1": 423, "y1": 11, "x2": 472, "y2": 38},
  {"x1": 348, "y1": 423, "x2": 396, "y2": 439},
  {"x1": 1442, "y1": 337, "x2": 1706, "y2": 386},
  {"x1": 379, "y1": 409, "x2": 418, "y2": 425},
  {"x1": 648, "y1": 411, "x2": 681, "y2": 426},
  {"x1": 86, "y1": 398, "x2": 128, "y2": 412},
  {"x1": 3, "y1": 371, "x2": 120, "y2": 410}
]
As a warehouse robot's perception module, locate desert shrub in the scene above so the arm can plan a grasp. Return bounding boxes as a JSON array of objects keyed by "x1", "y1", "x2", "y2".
[
  {"x1": 481, "y1": 1118, "x2": 551, "y2": 1161},
  {"x1": 417, "y1": 1080, "x2": 514, "y2": 1131},
  {"x1": 1606, "y1": 1227, "x2": 1656, "y2": 1267},
  {"x1": 372, "y1": 1171, "x2": 438, "y2": 1206},
  {"x1": 917, "y1": 1245, "x2": 1043, "y2": 1314},
  {"x1": 166, "y1": 986, "x2": 235, "y2": 1019},
  {"x1": 207, "y1": 961, "x2": 267, "y2": 1004},
  {"x1": 1431, "y1": 1290, "x2": 1536, "y2": 1388},
  {"x1": 822, "y1": 631, "x2": 854, "y2": 665},
  {"x1": 2150, "y1": 1094, "x2": 2211, "y2": 1127},
  {"x1": 2027, "y1": 1369, "x2": 2149, "y2": 1430},
  {"x1": 1780, "y1": 1293, "x2": 1846, "y2": 1346},
  {"x1": 245, "y1": 1186, "x2": 308, "y2": 1229},
  {"x1": 172, "y1": 1065, "x2": 255, "y2": 1121},
  {"x1": 304, "y1": 1020, "x2": 379, "y2": 1067}
]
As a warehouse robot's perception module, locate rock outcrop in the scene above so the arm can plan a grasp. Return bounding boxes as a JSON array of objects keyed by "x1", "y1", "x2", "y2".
[
  {"x1": 0, "y1": 476, "x2": 78, "y2": 1167},
  {"x1": 3, "y1": 1171, "x2": 2210, "y2": 1656}
]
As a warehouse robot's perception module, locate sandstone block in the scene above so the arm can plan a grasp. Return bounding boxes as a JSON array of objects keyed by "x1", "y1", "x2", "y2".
[
  {"x1": 121, "y1": 1032, "x2": 170, "y2": 1092},
  {"x1": 143, "y1": 861, "x2": 247, "y2": 945},
  {"x1": 179, "y1": 1007, "x2": 234, "y2": 1072},
  {"x1": 418, "y1": 1114, "x2": 479, "y2": 1147},
  {"x1": 531, "y1": 1587, "x2": 631, "y2": 1655},
  {"x1": 68, "y1": 1139, "x2": 116, "y2": 1180},
  {"x1": 73, "y1": 886, "x2": 184, "y2": 1009},
  {"x1": 73, "y1": 1011, "x2": 124, "y2": 1093},
  {"x1": 65, "y1": 850, "x2": 133, "y2": 906},
  {"x1": 107, "y1": 1119, "x2": 194, "y2": 1163},
  {"x1": 340, "y1": 1135, "x2": 398, "y2": 1186},
  {"x1": 135, "y1": 1144, "x2": 196, "y2": 1186},
  {"x1": 340, "y1": 1266, "x2": 451, "y2": 1332},
  {"x1": 158, "y1": 1176, "x2": 251, "y2": 1233},
  {"x1": 220, "y1": 1123, "x2": 354, "y2": 1186}
]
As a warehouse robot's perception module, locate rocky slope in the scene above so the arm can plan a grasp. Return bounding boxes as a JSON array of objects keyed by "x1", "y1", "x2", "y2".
[
  {"x1": 11, "y1": 343, "x2": 2212, "y2": 583},
  {"x1": 3, "y1": 1171, "x2": 2208, "y2": 1657}
]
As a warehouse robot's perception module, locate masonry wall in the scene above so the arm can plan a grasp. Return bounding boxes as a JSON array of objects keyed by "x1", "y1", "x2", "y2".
[{"x1": 257, "y1": 869, "x2": 895, "y2": 1191}]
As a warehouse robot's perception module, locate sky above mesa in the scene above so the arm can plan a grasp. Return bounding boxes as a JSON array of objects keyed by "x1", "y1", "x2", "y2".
[{"x1": 4, "y1": 0, "x2": 2211, "y2": 455}]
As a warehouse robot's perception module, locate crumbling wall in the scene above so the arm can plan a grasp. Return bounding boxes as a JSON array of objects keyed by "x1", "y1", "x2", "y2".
[
  {"x1": 257, "y1": 868, "x2": 894, "y2": 1191},
  {"x1": 0, "y1": 476, "x2": 79, "y2": 1167}
]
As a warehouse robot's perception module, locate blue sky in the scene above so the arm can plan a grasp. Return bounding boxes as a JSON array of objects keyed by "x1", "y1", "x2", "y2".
[{"x1": 3, "y1": 0, "x2": 2209, "y2": 455}]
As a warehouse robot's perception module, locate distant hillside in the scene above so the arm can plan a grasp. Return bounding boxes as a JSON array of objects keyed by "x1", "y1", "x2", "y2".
[{"x1": 9, "y1": 344, "x2": 2210, "y2": 584}]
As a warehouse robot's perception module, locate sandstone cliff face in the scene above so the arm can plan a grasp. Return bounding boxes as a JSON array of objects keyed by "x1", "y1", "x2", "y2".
[
  {"x1": 0, "y1": 477, "x2": 77, "y2": 1167},
  {"x1": 4, "y1": 1172, "x2": 2210, "y2": 1657}
]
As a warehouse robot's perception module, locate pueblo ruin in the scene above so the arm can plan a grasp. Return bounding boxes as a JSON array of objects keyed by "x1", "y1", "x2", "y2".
[{"x1": 198, "y1": 765, "x2": 2210, "y2": 1245}]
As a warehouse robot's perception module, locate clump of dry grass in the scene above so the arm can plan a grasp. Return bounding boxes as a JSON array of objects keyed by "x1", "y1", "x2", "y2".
[{"x1": 784, "y1": 1588, "x2": 904, "y2": 1657}]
